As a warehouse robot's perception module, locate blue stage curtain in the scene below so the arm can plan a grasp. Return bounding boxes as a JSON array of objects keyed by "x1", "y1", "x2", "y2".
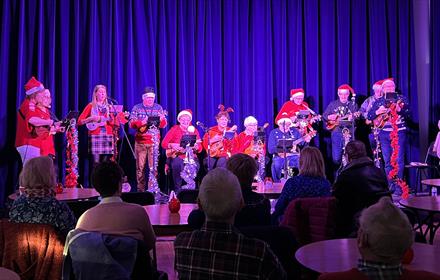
[{"x1": 0, "y1": 0, "x2": 437, "y2": 203}]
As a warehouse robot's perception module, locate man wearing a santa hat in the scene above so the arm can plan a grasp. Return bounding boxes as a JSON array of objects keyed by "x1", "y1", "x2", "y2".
[
  {"x1": 323, "y1": 84, "x2": 359, "y2": 167},
  {"x1": 268, "y1": 113, "x2": 305, "y2": 182},
  {"x1": 15, "y1": 77, "x2": 62, "y2": 165},
  {"x1": 275, "y1": 88, "x2": 310, "y2": 124},
  {"x1": 161, "y1": 109, "x2": 202, "y2": 191},
  {"x1": 129, "y1": 87, "x2": 167, "y2": 192},
  {"x1": 367, "y1": 78, "x2": 410, "y2": 197}
]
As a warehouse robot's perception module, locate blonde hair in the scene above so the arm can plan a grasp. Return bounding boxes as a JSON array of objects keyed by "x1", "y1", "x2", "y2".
[
  {"x1": 299, "y1": 146, "x2": 326, "y2": 178},
  {"x1": 91, "y1": 84, "x2": 108, "y2": 108},
  {"x1": 198, "y1": 168, "x2": 243, "y2": 221},
  {"x1": 20, "y1": 156, "x2": 56, "y2": 198}
]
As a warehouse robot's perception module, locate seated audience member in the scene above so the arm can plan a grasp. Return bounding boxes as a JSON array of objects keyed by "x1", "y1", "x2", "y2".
[
  {"x1": 333, "y1": 140, "x2": 390, "y2": 237},
  {"x1": 175, "y1": 168, "x2": 286, "y2": 279},
  {"x1": 9, "y1": 156, "x2": 76, "y2": 236},
  {"x1": 272, "y1": 146, "x2": 331, "y2": 223},
  {"x1": 76, "y1": 161, "x2": 155, "y2": 249},
  {"x1": 319, "y1": 197, "x2": 440, "y2": 280},
  {"x1": 188, "y1": 153, "x2": 271, "y2": 228}
]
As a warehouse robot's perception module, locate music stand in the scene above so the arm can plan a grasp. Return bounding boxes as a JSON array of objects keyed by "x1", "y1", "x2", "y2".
[
  {"x1": 297, "y1": 110, "x2": 310, "y2": 120},
  {"x1": 65, "y1": 111, "x2": 79, "y2": 120},
  {"x1": 253, "y1": 131, "x2": 266, "y2": 144},
  {"x1": 385, "y1": 92, "x2": 398, "y2": 101},
  {"x1": 180, "y1": 134, "x2": 196, "y2": 148},
  {"x1": 223, "y1": 131, "x2": 235, "y2": 140},
  {"x1": 146, "y1": 116, "x2": 160, "y2": 128},
  {"x1": 277, "y1": 138, "x2": 295, "y2": 180}
]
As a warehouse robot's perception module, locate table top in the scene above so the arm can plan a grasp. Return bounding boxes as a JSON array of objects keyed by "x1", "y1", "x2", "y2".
[
  {"x1": 8, "y1": 188, "x2": 100, "y2": 201},
  {"x1": 422, "y1": 179, "x2": 440, "y2": 187},
  {"x1": 295, "y1": 238, "x2": 440, "y2": 274},
  {"x1": 399, "y1": 196, "x2": 440, "y2": 213},
  {"x1": 252, "y1": 182, "x2": 284, "y2": 198},
  {"x1": 0, "y1": 267, "x2": 20, "y2": 280},
  {"x1": 144, "y1": 203, "x2": 198, "y2": 227}
]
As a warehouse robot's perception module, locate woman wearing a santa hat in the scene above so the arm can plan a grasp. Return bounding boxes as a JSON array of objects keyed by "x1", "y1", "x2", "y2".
[{"x1": 162, "y1": 109, "x2": 202, "y2": 191}]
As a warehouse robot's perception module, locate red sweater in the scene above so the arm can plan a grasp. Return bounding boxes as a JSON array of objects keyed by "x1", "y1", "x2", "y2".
[
  {"x1": 161, "y1": 125, "x2": 202, "y2": 159},
  {"x1": 202, "y1": 126, "x2": 236, "y2": 158},
  {"x1": 275, "y1": 101, "x2": 309, "y2": 123},
  {"x1": 233, "y1": 132, "x2": 266, "y2": 157}
]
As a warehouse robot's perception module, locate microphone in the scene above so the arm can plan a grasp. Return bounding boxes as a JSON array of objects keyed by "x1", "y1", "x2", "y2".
[{"x1": 196, "y1": 121, "x2": 205, "y2": 129}]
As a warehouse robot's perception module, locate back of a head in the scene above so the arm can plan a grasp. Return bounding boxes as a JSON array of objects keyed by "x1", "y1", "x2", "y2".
[
  {"x1": 198, "y1": 168, "x2": 243, "y2": 222},
  {"x1": 345, "y1": 140, "x2": 368, "y2": 162},
  {"x1": 359, "y1": 197, "x2": 414, "y2": 263},
  {"x1": 226, "y1": 154, "x2": 258, "y2": 188},
  {"x1": 92, "y1": 161, "x2": 124, "y2": 197},
  {"x1": 299, "y1": 146, "x2": 326, "y2": 178},
  {"x1": 20, "y1": 156, "x2": 56, "y2": 197}
]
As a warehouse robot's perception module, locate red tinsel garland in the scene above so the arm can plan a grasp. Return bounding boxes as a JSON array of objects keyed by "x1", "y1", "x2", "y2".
[
  {"x1": 388, "y1": 104, "x2": 410, "y2": 199},
  {"x1": 65, "y1": 123, "x2": 79, "y2": 188}
]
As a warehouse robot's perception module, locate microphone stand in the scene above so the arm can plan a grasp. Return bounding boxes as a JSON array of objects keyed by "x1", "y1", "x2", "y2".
[
  {"x1": 350, "y1": 94, "x2": 356, "y2": 141},
  {"x1": 282, "y1": 121, "x2": 288, "y2": 180},
  {"x1": 108, "y1": 100, "x2": 136, "y2": 162},
  {"x1": 199, "y1": 125, "x2": 212, "y2": 171}
]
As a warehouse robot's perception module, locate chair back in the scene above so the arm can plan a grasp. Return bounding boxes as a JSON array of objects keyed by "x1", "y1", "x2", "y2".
[
  {"x1": 121, "y1": 192, "x2": 155, "y2": 206},
  {"x1": 177, "y1": 189, "x2": 199, "y2": 203},
  {"x1": 0, "y1": 219, "x2": 64, "y2": 280},
  {"x1": 66, "y1": 199, "x2": 100, "y2": 219},
  {"x1": 240, "y1": 225, "x2": 300, "y2": 279},
  {"x1": 280, "y1": 197, "x2": 337, "y2": 246}
]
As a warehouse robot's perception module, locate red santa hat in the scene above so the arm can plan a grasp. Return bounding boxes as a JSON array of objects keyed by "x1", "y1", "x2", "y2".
[
  {"x1": 177, "y1": 109, "x2": 193, "y2": 121},
  {"x1": 338, "y1": 84, "x2": 354, "y2": 95},
  {"x1": 24, "y1": 76, "x2": 45, "y2": 96},
  {"x1": 372, "y1": 80, "x2": 384, "y2": 90},
  {"x1": 290, "y1": 88, "x2": 305, "y2": 99},
  {"x1": 381, "y1": 78, "x2": 395, "y2": 87},
  {"x1": 276, "y1": 112, "x2": 291, "y2": 126}
]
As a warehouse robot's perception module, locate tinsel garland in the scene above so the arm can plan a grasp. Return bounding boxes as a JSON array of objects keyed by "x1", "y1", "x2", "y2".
[
  {"x1": 65, "y1": 119, "x2": 79, "y2": 188},
  {"x1": 388, "y1": 104, "x2": 409, "y2": 199}
]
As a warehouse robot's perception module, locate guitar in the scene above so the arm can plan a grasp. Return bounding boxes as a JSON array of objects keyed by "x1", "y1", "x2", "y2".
[
  {"x1": 372, "y1": 100, "x2": 404, "y2": 129},
  {"x1": 86, "y1": 116, "x2": 111, "y2": 131},
  {"x1": 326, "y1": 112, "x2": 361, "y2": 130},
  {"x1": 210, "y1": 125, "x2": 238, "y2": 157},
  {"x1": 86, "y1": 110, "x2": 131, "y2": 131},
  {"x1": 277, "y1": 130, "x2": 317, "y2": 158},
  {"x1": 166, "y1": 139, "x2": 202, "y2": 158},
  {"x1": 137, "y1": 110, "x2": 168, "y2": 133},
  {"x1": 243, "y1": 123, "x2": 269, "y2": 157}
]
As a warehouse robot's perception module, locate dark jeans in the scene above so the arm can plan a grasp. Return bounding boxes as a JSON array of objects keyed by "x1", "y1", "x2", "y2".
[
  {"x1": 271, "y1": 155, "x2": 299, "y2": 182},
  {"x1": 379, "y1": 130, "x2": 406, "y2": 195}
]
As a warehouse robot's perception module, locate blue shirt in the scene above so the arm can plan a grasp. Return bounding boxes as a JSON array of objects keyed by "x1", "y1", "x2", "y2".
[
  {"x1": 272, "y1": 175, "x2": 331, "y2": 222},
  {"x1": 268, "y1": 127, "x2": 303, "y2": 155}
]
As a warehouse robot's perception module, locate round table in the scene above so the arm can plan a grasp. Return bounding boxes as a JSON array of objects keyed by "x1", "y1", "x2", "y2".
[
  {"x1": 422, "y1": 179, "x2": 440, "y2": 195},
  {"x1": 8, "y1": 188, "x2": 100, "y2": 201},
  {"x1": 400, "y1": 196, "x2": 440, "y2": 244},
  {"x1": 144, "y1": 203, "x2": 198, "y2": 236},
  {"x1": 253, "y1": 182, "x2": 284, "y2": 199},
  {"x1": 295, "y1": 238, "x2": 440, "y2": 274}
]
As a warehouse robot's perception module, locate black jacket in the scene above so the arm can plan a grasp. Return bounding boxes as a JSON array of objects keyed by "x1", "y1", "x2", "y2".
[{"x1": 333, "y1": 157, "x2": 391, "y2": 237}]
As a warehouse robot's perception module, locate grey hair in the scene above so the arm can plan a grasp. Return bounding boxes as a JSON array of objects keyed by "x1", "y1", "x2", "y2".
[
  {"x1": 359, "y1": 197, "x2": 414, "y2": 262},
  {"x1": 198, "y1": 167, "x2": 243, "y2": 222},
  {"x1": 19, "y1": 156, "x2": 56, "y2": 195}
]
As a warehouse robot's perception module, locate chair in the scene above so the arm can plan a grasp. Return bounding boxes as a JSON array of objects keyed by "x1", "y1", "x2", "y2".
[
  {"x1": 280, "y1": 197, "x2": 337, "y2": 246},
  {"x1": 0, "y1": 219, "x2": 65, "y2": 280},
  {"x1": 240, "y1": 225, "x2": 300, "y2": 280},
  {"x1": 66, "y1": 199, "x2": 100, "y2": 219},
  {"x1": 405, "y1": 142, "x2": 440, "y2": 194},
  {"x1": 121, "y1": 192, "x2": 155, "y2": 206},
  {"x1": 176, "y1": 189, "x2": 199, "y2": 203}
]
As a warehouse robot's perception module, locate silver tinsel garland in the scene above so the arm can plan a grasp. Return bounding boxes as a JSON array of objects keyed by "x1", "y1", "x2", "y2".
[
  {"x1": 148, "y1": 126, "x2": 160, "y2": 193},
  {"x1": 180, "y1": 145, "x2": 198, "y2": 190}
]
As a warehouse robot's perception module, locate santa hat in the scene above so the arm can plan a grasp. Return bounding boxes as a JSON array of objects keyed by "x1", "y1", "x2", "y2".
[
  {"x1": 24, "y1": 76, "x2": 45, "y2": 96},
  {"x1": 244, "y1": 116, "x2": 258, "y2": 127},
  {"x1": 277, "y1": 112, "x2": 291, "y2": 126},
  {"x1": 381, "y1": 78, "x2": 395, "y2": 87},
  {"x1": 290, "y1": 88, "x2": 305, "y2": 99},
  {"x1": 177, "y1": 109, "x2": 192, "y2": 121},
  {"x1": 338, "y1": 84, "x2": 354, "y2": 95},
  {"x1": 142, "y1": 86, "x2": 155, "y2": 99},
  {"x1": 372, "y1": 80, "x2": 384, "y2": 90}
]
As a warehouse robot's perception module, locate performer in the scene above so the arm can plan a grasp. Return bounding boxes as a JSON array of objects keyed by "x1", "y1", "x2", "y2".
[
  {"x1": 268, "y1": 113, "x2": 309, "y2": 182},
  {"x1": 202, "y1": 104, "x2": 237, "y2": 170},
  {"x1": 15, "y1": 77, "x2": 63, "y2": 165},
  {"x1": 161, "y1": 109, "x2": 202, "y2": 191},
  {"x1": 129, "y1": 87, "x2": 167, "y2": 192},
  {"x1": 367, "y1": 78, "x2": 410, "y2": 196},
  {"x1": 323, "y1": 84, "x2": 359, "y2": 166}
]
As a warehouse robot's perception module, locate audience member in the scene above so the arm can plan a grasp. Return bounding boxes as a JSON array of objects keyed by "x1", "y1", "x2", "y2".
[
  {"x1": 272, "y1": 146, "x2": 331, "y2": 223},
  {"x1": 188, "y1": 154, "x2": 271, "y2": 228},
  {"x1": 9, "y1": 156, "x2": 76, "y2": 236},
  {"x1": 76, "y1": 161, "x2": 155, "y2": 249},
  {"x1": 333, "y1": 140, "x2": 390, "y2": 237},
  {"x1": 175, "y1": 167, "x2": 286, "y2": 279},
  {"x1": 319, "y1": 197, "x2": 440, "y2": 280}
]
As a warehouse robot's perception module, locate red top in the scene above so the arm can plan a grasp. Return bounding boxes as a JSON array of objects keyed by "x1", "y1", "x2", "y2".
[
  {"x1": 130, "y1": 119, "x2": 167, "y2": 145},
  {"x1": 275, "y1": 101, "x2": 309, "y2": 124},
  {"x1": 161, "y1": 125, "x2": 202, "y2": 159},
  {"x1": 32, "y1": 107, "x2": 55, "y2": 156},
  {"x1": 78, "y1": 103, "x2": 115, "y2": 135},
  {"x1": 233, "y1": 132, "x2": 266, "y2": 157},
  {"x1": 202, "y1": 126, "x2": 236, "y2": 158}
]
